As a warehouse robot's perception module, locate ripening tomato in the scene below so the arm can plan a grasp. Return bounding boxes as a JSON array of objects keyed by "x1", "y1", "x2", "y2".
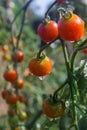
[
  {"x1": 82, "y1": 48, "x2": 87, "y2": 53},
  {"x1": 37, "y1": 20, "x2": 58, "y2": 42},
  {"x1": 1, "y1": 90, "x2": 7, "y2": 99},
  {"x1": 3, "y1": 69, "x2": 17, "y2": 82},
  {"x1": 18, "y1": 94, "x2": 25, "y2": 103},
  {"x1": 17, "y1": 78, "x2": 24, "y2": 89},
  {"x1": 6, "y1": 93, "x2": 18, "y2": 105},
  {"x1": 42, "y1": 98, "x2": 65, "y2": 118},
  {"x1": 18, "y1": 111, "x2": 27, "y2": 121},
  {"x1": 11, "y1": 50, "x2": 24, "y2": 63},
  {"x1": 9, "y1": 37, "x2": 18, "y2": 45},
  {"x1": 28, "y1": 55, "x2": 52, "y2": 76},
  {"x1": 58, "y1": 10, "x2": 84, "y2": 41},
  {"x1": 2, "y1": 44, "x2": 8, "y2": 52}
]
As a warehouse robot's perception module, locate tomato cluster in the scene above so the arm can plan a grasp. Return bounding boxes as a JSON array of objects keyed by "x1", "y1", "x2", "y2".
[{"x1": 37, "y1": 9, "x2": 84, "y2": 42}]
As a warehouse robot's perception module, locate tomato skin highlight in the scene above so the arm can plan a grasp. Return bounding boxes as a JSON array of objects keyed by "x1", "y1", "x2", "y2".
[
  {"x1": 3, "y1": 69, "x2": 17, "y2": 82},
  {"x1": 58, "y1": 13, "x2": 84, "y2": 41},
  {"x1": 42, "y1": 98, "x2": 65, "y2": 118},
  {"x1": 37, "y1": 20, "x2": 58, "y2": 42},
  {"x1": 28, "y1": 56, "x2": 52, "y2": 76}
]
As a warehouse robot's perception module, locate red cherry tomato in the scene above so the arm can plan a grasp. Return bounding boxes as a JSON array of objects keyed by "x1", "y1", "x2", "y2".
[
  {"x1": 42, "y1": 98, "x2": 65, "y2": 118},
  {"x1": 17, "y1": 78, "x2": 24, "y2": 89},
  {"x1": 6, "y1": 93, "x2": 18, "y2": 105},
  {"x1": 28, "y1": 54, "x2": 52, "y2": 76},
  {"x1": 11, "y1": 50, "x2": 24, "y2": 63},
  {"x1": 3, "y1": 69, "x2": 17, "y2": 82},
  {"x1": 82, "y1": 48, "x2": 87, "y2": 53},
  {"x1": 37, "y1": 20, "x2": 58, "y2": 42},
  {"x1": 56, "y1": 0, "x2": 64, "y2": 4},
  {"x1": 58, "y1": 10, "x2": 84, "y2": 41}
]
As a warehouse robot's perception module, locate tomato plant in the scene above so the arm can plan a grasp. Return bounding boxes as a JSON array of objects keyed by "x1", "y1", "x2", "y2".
[
  {"x1": 28, "y1": 54, "x2": 52, "y2": 76},
  {"x1": 1, "y1": 44, "x2": 8, "y2": 53},
  {"x1": 3, "y1": 68, "x2": 17, "y2": 82},
  {"x1": 82, "y1": 48, "x2": 87, "y2": 53},
  {"x1": 58, "y1": 9, "x2": 84, "y2": 41},
  {"x1": 42, "y1": 98, "x2": 65, "y2": 118},
  {"x1": 37, "y1": 18, "x2": 58, "y2": 42}
]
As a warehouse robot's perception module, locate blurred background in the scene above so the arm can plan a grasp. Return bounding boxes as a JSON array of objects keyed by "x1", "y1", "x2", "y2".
[{"x1": 0, "y1": 0, "x2": 87, "y2": 130}]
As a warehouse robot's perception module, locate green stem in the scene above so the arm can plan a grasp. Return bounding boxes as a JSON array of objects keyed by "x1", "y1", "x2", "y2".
[
  {"x1": 45, "y1": 1, "x2": 56, "y2": 18},
  {"x1": 53, "y1": 79, "x2": 68, "y2": 101},
  {"x1": 71, "y1": 39, "x2": 87, "y2": 72},
  {"x1": 61, "y1": 40, "x2": 79, "y2": 130},
  {"x1": 37, "y1": 37, "x2": 58, "y2": 57}
]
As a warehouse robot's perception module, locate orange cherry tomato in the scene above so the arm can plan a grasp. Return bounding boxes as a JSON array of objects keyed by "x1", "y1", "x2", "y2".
[
  {"x1": 3, "y1": 69, "x2": 17, "y2": 82},
  {"x1": 28, "y1": 54, "x2": 52, "y2": 76},
  {"x1": 42, "y1": 98, "x2": 65, "y2": 118},
  {"x1": 2, "y1": 44, "x2": 8, "y2": 52},
  {"x1": 58, "y1": 10, "x2": 84, "y2": 41},
  {"x1": 17, "y1": 78, "x2": 24, "y2": 89}
]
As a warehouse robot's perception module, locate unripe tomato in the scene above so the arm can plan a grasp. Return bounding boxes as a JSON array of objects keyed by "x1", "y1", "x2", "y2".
[
  {"x1": 11, "y1": 50, "x2": 24, "y2": 63},
  {"x1": 82, "y1": 48, "x2": 87, "y2": 53},
  {"x1": 37, "y1": 19, "x2": 58, "y2": 42},
  {"x1": 28, "y1": 54, "x2": 52, "y2": 76},
  {"x1": 18, "y1": 111, "x2": 27, "y2": 121},
  {"x1": 1, "y1": 90, "x2": 7, "y2": 99},
  {"x1": 6, "y1": 93, "x2": 18, "y2": 105},
  {"x1": 42, "y1": 98, "x2": 65, "y2": 118},
  {"x1": 2, "y1": 54, "x2": 11, "y2": 61},
  {"x1": 3, "y1": 69, "x2": 17, "y2": 82},
  {"x1": 58, "y1": 10, "x2": 84, "y2": 41},
  {"x1": 17, "y1": 78, "x2": 24, "y2": 89},
  {"x1": 2, "y1": 44, "x2": 8, "y2": 52}
]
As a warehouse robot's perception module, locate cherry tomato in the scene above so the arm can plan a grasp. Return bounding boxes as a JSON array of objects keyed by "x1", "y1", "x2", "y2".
[
  {"x1": 18, "y1": 111, "x2": 27, "y2": 121},
  {"x1": 2, "y1": 54, "x2": 11, "y2": 61},
  {"x1": 56, "y1": 0, "x2": 64, "y2": 4},
  {"x1": 1, "y1": 90, "x2": 7, "y2": 99},
  {"x1": 37, "y1": 19, "x2": 58, "y2": 42},
  {"x1": 82, "y1": 48, "x2": 87, "y2": 53},
  {"x1": 9, "y1": 37, "x2": 18, "y2": 45},
  {"x1": 28, "y1": 54, "x2": 52, "y2": 76},
  {"x1": 6, "y1": 93, "x2": 18, "y2": 105},
  {"x1": 17, "y1": 78, "x2": 24, "y2": 89},
  {"x1": 2, "y1": 44, "x2": 8, "y2": 52},
  {"x1": 58, "y1": 10, "x2": 84, "y2": 41},
  {"x1": 11, "y1": 50, "x2": 24, "y2": 63},
  {"x1": 42, "y1": 98, "x2": 65, "y2": 118},
  {"x1": 3, "y1": 69, "x2": 17, "y2": 82}
]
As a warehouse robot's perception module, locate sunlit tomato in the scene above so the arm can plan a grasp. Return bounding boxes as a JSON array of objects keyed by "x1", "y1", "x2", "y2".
[
  {"x1": 6, "y1": 93, "x2": 18, "y2": 105},
  {"x1": 11, "y1": 50, "x2": 24, "y2": 63},
  {"x1": 58, "y1": 10, "x2": 84, "y2": 41},
  {"x1": 17, "y1": 78, "x2": 24, "y2": 89},
  {"x1": 82, "y1": 48, "x2": 87, "y2": 53},
  {"x1": 2, "y1": 44, "x2": 8, "y2": 52},
  {"x1": 1, "y1": 90, "x2": 7, "y2": 99},
  {"x1": 37, "y1": 20, "x2": 58, "y2": 42},
  {"x1": 28, "y1": 55, "x2": 52, "y2": 76},
  {"x1": 42, "y1": 98, "x2": 65, "y2": 118},
  {"x1": 18, "y1": 111, "x2": 27, "y2": 121},
  {"x1": 56, "y1": 0, "x2": 64, "y2": 4},
  {"x1": 3, "y1": 69, "x2": 17, "y2": 82}
]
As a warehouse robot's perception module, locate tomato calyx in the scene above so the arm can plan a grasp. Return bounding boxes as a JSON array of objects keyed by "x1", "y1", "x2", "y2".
[
  {"x1": 36, "y1": 53, "x2": 46, "y2": 61},
  {"x1": 43, "y1": 15, "x2": 51, "y2": 25},
  {"x1": 58, "y1": 8, "x2": 73, "y2": 20}
]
